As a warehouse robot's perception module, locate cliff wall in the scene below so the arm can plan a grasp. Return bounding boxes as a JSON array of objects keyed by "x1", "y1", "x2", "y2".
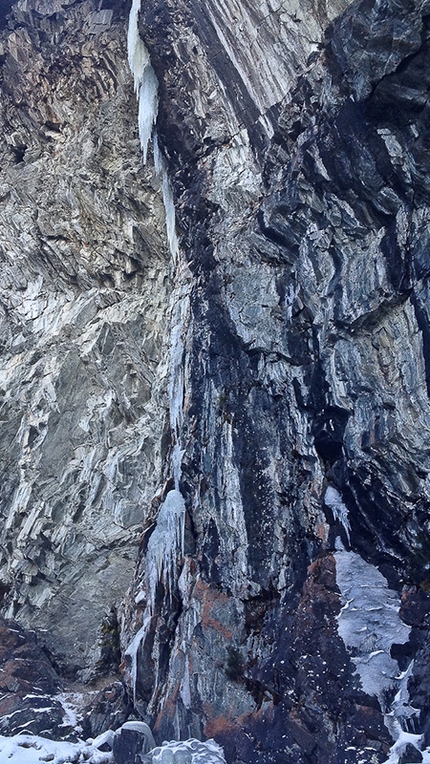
[
  {"x1": 129, "y1": 1, "x2": 430, "y2": 762},
  {"x1": 1, "y1": 1, "x2": 430, "y2": 763},
  {"x1": 0, "y1": 0, "x2": 170, "y2": 679}
]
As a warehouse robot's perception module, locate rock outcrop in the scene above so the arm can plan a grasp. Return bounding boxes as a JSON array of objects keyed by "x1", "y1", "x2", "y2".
[
  {"x1": 124, "y1": 0, "x2": 430, "y2": 761},
  {"x1": 2, "y1": 0, "x2": 430, "y2": 763},
  {"x1": 0, "y1": 0, "x2": 170, "y2": 680}
]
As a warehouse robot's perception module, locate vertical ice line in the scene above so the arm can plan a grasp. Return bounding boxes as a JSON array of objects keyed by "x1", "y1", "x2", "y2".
[
  {"x1": 127, "y1": 0, "x2": 190, "y2": 491},
  {"x1": 126, "y1": 0, "x2": 191, "y2": 698},
  {"x1": 153, "y1": 135, "x2": 191, "y2": 492}
]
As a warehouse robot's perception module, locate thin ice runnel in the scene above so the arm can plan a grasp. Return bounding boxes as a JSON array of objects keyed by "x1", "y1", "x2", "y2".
[
  {"x1": 126, "y1": 0, "x2": 190, "y2": 696},
  {"x1": 128, "y1": 0, "x2": 188, "y2": 494}
]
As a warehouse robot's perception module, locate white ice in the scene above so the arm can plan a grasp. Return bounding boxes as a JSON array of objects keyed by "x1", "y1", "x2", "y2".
[
  {"x1": 335, "y1": 546, "x2": 410, "y2": 701},
  {"x1": 124, "y1": 613, "x2": 151, "y2": 703},
  {"x1": 324, "y1": 485, "x2": 351, "y2": 544},
  {"x1": 151, "y1": 737, "x2": 226, "y2": 764},
  {"x1": 127, "y1": 0, "x2": 158, "y2": 163},
  {"x1": 125, "y1": 491, "x2": 186, "y2": 699},
  {"x1": 145, "y1": 490, "x2": 186, "y2": 610},
  {"x1": 334, "y1": 547, "x2": 427, "y2": 764}
]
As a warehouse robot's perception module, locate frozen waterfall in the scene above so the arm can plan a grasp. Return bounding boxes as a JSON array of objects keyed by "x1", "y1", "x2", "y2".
[{"x1": 126, "y1": 0, "x2": 191, "y2": 709}]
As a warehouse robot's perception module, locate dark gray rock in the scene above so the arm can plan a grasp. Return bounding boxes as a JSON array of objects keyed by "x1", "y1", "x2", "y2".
[
  {"x1": 398, "y1": 744, "x2": 423, "y2": 763},
  {"x1": 3, "y1": 0, "x2": 430, "y2": 762},
  {"x1": 124, "y1": 0, "x2": 430, "y2": 761},
  {"x1": 112, "y1": 721, "x2": 155, "y2": 764}
]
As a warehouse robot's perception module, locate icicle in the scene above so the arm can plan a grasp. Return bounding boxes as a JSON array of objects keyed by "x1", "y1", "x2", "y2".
[
  {"x1": 145, "y1": 490, "x2": 186, "y2": 612},
  {"x1": 168, "y1": 283, "x2": 190, "y2": 490},
  {"x1": 153, "y1": 133, "x2": 179, "y2": 260},
  {"x1": 125, "y1": 491, "x2": 185, "y2": 700},
  {"x1": 127, "y1": 5, "x2": 186, "y2": 486},
  {"x1": 124, "y1": 613, "x2": 151, "y2": 703},
  {"x1": 127, "y1": 0, "x2": 158, "y2": 163}
]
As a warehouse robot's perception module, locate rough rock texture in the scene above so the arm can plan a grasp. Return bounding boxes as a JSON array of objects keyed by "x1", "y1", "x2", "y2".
[
  {"x1": 122, "y1": 0, "x2": 430, "y2": 761},
  {"x1": 3, "y1": 0, "x2": 430, "y2": 763},
  {"x1": 0, "y1": 616, "x2": 64, "y2": 737},
  {"x1": 0, "y1": 0, "x2": 170, "y2": 680}
]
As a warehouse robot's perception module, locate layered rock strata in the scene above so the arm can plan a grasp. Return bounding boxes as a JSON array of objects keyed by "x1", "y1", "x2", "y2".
[
  {"x1": 2, "y1": 0, "x2": 430, "y2": 763},
  {"x1": 0, "y1": 0, "x2": 170, "y2": 680},
  {"x1": 123, "y1": 0, "x2": 430, "y2": 762}
]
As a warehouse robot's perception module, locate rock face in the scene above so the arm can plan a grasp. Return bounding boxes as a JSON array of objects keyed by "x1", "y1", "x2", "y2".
[
  {"x1": 125, "y1": 0, "x2": 430, "y2": 761},
  {"x1": 0, "y1": 0, "x2": 170, "y2": 679},
  {"x1": 3, "y1": 0, "x2": 430, "y2": 763}
]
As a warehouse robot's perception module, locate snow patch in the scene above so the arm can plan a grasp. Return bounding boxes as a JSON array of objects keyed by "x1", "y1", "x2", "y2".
[
  {"x1": 0, "y1": 733, "x2": 112, "y2": 764},
  {"x1": 0, "y1": 731, "x2": 227, "y2": 764}
]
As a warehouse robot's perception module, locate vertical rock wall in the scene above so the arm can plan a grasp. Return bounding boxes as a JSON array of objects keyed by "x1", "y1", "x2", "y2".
[
  {"x1": 3, "y1": 1, "x2": 430, "y2": 763},
  {"x1": 0, "y1": 0, "x2": 170, "y2": 680},
  {"x1": 125, "y1": 0, "x2": 430, "y2": 762}
]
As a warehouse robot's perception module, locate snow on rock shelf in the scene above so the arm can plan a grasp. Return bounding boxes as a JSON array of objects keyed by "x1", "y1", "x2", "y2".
[{"x1": 0, "y1": 732, "x2": 227, "y2": 764}]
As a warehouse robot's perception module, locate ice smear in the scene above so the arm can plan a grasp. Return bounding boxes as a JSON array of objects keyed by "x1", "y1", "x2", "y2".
[
  {"x1": 324, "y1": 485, "x2": 351, "y2": 544},
  {"x1": 334, "y1": 545, "x2": 428, "y2": 763},
  {"x1": 154, "y1": 132, "x2": 179, "y2": 262},
  {"x1": 335, "y1": 545, "x2": 410, "y2": 701},
  {"x1": 154, "y1": 131, "x2": 189, "y2": 492},
  {"x1": 168, "y1": 263, "x2": 191, "y2": 490}
]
